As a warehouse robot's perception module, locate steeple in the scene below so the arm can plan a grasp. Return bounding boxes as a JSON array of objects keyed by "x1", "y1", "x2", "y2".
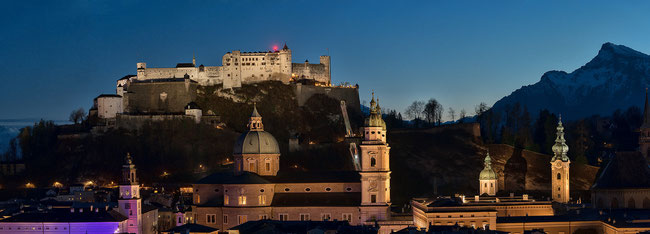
[
  {"x1": 282, "y1": 43, "x2": 289, "y2": 50},
  {"x1": 551, "y1": 115, "x2": 570, "y2": 162},
  {"x1": 192, "y1": 53, "x2": 196, "y2": 66},
  {"x1": 122, "y1": 153, "x2": 138, "y2": 185},
  {"x1": 365, "y1": 92, "x2": 386, "y2": 130},
  {"x1": 248, "y1": 103, "x2": 264, "y2": 131},
  {"x1": 479, "y1": 150, "x2": 498, "y2": 196},
  {"x1": 479, "y1": 151, "x2": 497, "y2": 180}
]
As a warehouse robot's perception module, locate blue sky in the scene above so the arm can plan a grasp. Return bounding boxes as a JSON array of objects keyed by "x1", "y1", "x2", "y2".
[{"x1": 1, "y1": 0, "x2": 650, "y2": 120}]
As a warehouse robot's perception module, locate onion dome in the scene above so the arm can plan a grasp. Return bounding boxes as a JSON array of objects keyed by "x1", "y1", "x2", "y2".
[
  {"x1": 364, "y1": 93, "x2": 387, "y2": 130},
  {"x1": 233, "y1": 104, "x2": 280, "y2": 155},
  {"x1": 479, "y1": 152, "x2": 498, "y2": 180},
  {"x1": 551, "y1": 115, "x2": 570, "y2": 162}
]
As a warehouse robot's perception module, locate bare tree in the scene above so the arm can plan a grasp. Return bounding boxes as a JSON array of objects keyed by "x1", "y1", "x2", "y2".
[
  {"x1": 69, "y1": 108, "x2": 86, "y2": 125},
  {"x1": 435, "y1": 103, "x2": 443, "y2": 126},
  {"x1": 424, "y1": 99, "x2": 439, "y2": 125},
  {"x1": 459, "y1": 109, "x2": 467, "y2": 120},
  {"x1": 448, "y1": 107, "x2": 456, "y2": 122},
  {"x1": 475, "y1": 102, "x2": 488, "y2": 116},
  {"x1": 405, "y1": 101, "x2": 425, "y2": 127}
]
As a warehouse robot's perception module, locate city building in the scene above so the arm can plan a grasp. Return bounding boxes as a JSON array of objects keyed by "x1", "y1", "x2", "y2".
[
  {"x1": 191, "y1": 94, "x2": 397, "y2": 232},
  {"x1": 479, "y1": 152, "x2": 498, "y2": 196},
  {"x1": 550, "y1": 116, "x2": 570, "y2": 203}
]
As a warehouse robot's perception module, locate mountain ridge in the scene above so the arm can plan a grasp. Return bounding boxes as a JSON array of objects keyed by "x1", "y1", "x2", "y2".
[{"x1": 492, "y1": 42, "x2": 650, "y2": 120}]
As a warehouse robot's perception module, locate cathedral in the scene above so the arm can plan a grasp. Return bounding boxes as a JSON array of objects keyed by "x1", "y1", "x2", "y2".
[{"x1": 190, "y1": 94, "x2": 391, "y2": 231}]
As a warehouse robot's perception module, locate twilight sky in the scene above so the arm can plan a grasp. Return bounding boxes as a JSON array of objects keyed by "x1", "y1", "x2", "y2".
[{"x1": 1, "y1": 0, "x2": 650, "y2": 120}]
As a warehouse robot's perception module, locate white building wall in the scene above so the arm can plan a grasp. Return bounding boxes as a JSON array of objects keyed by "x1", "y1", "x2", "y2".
[{"x1": 97, "y1": 96, "x2": 123, "y2": 119}]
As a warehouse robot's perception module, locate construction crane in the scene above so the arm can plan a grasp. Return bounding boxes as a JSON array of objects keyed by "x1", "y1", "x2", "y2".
[{"x1": 341, "y1": 100, "x2": 361, "y2": 170}]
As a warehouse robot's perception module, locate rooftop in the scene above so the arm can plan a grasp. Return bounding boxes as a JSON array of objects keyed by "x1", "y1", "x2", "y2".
[
  {"x1": 591, "y1": 151, "x2": 650, "y2": 190},
  {"x1": 163, "y1": 223, "x2": 218, "y2": 233}
]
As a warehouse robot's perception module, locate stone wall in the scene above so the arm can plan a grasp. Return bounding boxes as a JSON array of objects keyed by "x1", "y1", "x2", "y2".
[
  {"x1": 293, "y1": 84, "x2": 360, "y2": 113},
  {"x1": 116, "y1": 114, "x2": 194, "y2": 129},
  {"x1": 124, "y1": 79, "x2": 197, "y2": 114}
]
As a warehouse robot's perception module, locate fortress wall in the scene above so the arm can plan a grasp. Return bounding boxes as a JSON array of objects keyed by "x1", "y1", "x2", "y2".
[
  {"x1": 125, "y1": 80, "x2": 197, "y2": 113},
  {"x1": 293, "y1": 84, "x2": 360, "y2": 113},
  {"x1": 116, "y1": 114, "x2": 193, "y2": 129}
]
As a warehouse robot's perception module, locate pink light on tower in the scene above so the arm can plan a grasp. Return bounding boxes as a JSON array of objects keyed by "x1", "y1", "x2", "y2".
[{"x1": 273, "y1": 45, "x2": 279, "y2": 51}]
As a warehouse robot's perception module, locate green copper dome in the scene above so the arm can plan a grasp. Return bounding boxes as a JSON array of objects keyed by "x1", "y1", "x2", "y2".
[
  {"x1": 364, "y1": 93, "x2": 387, "y2": 129},
  {"x1": 233, "y1": 105, "x2": 280, "y2": 155},
  {"x1": 551, "y1": 115, "x2": 570, "y2": 162},
  {"x1": 233, "y1": 131, "x2": 280, "y2": 155},
  {"x1": 479, "y1": 152, "x2": 498, "y2": 180}
]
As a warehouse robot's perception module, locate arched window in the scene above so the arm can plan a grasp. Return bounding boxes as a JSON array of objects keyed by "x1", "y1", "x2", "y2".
[
  {"x1": 611, "y1": 197, "x2": 619, "y2": 209},
  {"x1": 370, "y1": 157, "x2": 376, "y2": 167},
  {"x1": 490, "y1": 183, "x2": 493, "y2": 188},
  {"x1": 556, "y1": 173, "x2": 561, "y2": 180},
  {"x1": 628, "y1": 198, "x2": 636, "y2": 209}
]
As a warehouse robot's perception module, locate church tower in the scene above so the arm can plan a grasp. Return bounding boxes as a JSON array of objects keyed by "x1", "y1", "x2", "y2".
[
  {"x1": 551, "y1": 116, "x2": 570, "y2": 203},
  {"x1": 359, "y1": 93, "x2": 391, "y2": 222},
  {"x1": 639, "y1": 88, "x2": 650, "y2": 163},
  {"x1": 118, "y1": 153, "x2": 142, "y2": 234},
  {"x1": 479, "y1": 151, "x2": 498, "y2": 196}
]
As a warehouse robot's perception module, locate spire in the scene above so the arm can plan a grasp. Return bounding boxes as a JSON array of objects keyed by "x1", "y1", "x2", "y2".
[
  {"x1": 551, "y1": 114, "x2": 570, "y2": 162},
  {"x1": 479, "y1": 150, "x2": 497, "y2": 180},
  {"x1": 192, "y1": 53, "x2": 196, "y2": 66},
  {"x1": 282, "y1": 43, "x2": 289, "y2": 50},
  {"x1": 641, "y1": 88, "x2": 650, "y2": 128},
  {"x1": 125, "y1": 152, "x2": 133, "y2": 165},
  {"x1": 248, "y1": 103, "x2": 264, "y2": 131},
  {"x1": 370, "y1": 91, "x2": 377, "y2": 112}
]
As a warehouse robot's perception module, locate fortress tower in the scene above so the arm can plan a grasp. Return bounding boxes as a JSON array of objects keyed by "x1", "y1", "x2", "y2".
[
  {"x1": 550, "y1": 116, "x2": 570, "y2": 203},
  {"x1": 479, "y1": 151, "x2": 498, "y2": 196},
  {"x1": 359, "y1": 93, "x2": 391, "y2": 222},
  {"x1": 639, "y1": 89, "x2": 650, "y2": 163},
  {"x1": 118, "y1": 153, "x2": 142, "y2": 234}
]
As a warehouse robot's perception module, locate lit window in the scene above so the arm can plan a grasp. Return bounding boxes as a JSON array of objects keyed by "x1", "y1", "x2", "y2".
[
  {"x1": 238, "y1": 215, "x2": 247, "y2": 225},
  {"x1": 342, "y1": 213, "x2": 353, "y2": 222},
  {"x1": 222, "y1": 215, "x2": 228, "y2": 224},
  {"x1": 300, "y1": 213, "x2": 310, "y2": 221},
  {"x1": 207, "y1": 214, "x2": 217, "y2": 224},
  {"x1": 321, "y1": 213, "x2": 331, "y2": 221},
  {"x1": 279, "y1": 213, "x2": 288, "y2": 221},
  {"x1": 238, "y1": 195, "x2": 246, "y2": 205},
  {"x1": 258, "y1": 195, "x2": 266, "y2": 205}
]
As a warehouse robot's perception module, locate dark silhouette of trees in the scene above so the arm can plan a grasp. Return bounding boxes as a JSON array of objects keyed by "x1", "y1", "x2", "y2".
[{"x1": 69, "y1": 108, "x2": 86, "y2": 125}]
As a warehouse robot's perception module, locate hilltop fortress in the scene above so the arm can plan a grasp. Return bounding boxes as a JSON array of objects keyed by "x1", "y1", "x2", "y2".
[{"x1": 125, "y1": 44, "x2": 330, "y2": 89}]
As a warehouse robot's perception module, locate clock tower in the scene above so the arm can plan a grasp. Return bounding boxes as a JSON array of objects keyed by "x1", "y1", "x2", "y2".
[
  {"x1": 360, "y1": 93, "x2": 391, "y2": 222},
  {"x1": 118, "y1": 153, "x2": 142, "y2": 234}
]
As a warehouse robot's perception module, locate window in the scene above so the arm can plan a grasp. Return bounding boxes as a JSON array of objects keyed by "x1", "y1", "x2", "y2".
[
  {"x1": 490, "y1": 183, "x2": 493, "y2": 188},
  {"x1": 222, "y1": 215, "x2": 228, "y2": 224},
  {"x1": 321, "y1": 213, "x2": 331, "y2": 221},
  {"x1": 279, "y1": 213, "x2": 288, "y2": 221},
  {"x1": 284, "y1": 188, "x2": 290, "y2": 192},
  {"x1": 557, "y1": 173, "x2": 561, "y2": 180},
  {"x1": 266, "y1": 162, "x2": 271, "y2": 171},
  {"x1": 370, "y1": 157, "x2": 376, "y2": 167},
  {"x1": 224, "y1": 195, "x2": 229, "y2": 205},
  {"x1": 238, "y1": 195, "x2": 247, "y2": 205},
  {"x1": 206, "y1": 214, "x2": 217, "y2": 224},
  {"x1": 249, "y1": 162, "x2": 255, "y2": 170},
  {"x1": 238, "y1": 215, "x2": 247, "y2": 225},
  {"x1": 259, "y1": 214, "x2": 268, "y2": 220},
  {"x1": 371, "y1": 194, "x2": 377, "y2": 203},
  {"x1": 258, "y1": 195, "x2": 266, "y2": 205},
  {"x1": 300, "y1": 213, "x2": 310, "y2": 221},
  {"x1": 125, "y1": 203, "x2": 131, "y2": 209},
  {"x1": 346, "y1": 187, "x2": 352, "y2": 192},
  {"x1": 484, "y1": 183, "x2": 487, "y2": 188},
  {"x1": 305, "y1": 188, "x2": 311, "y2": 192},
  {"x1": 325, "y1": 187, "x2": 331, "y2": 192},
  {"x1": 343, "y1": 213, "x2": 353, "y2": 222}
]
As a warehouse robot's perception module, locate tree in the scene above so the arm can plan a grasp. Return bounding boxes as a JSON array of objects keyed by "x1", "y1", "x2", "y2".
[
  {"x1": 69, "y1": 108, "x2": 86, "y2": 125},
  {"x1": 459, "y1": 109, "x2": 466, "y2": 122},
  {"x1": 423, "y1": 99, "x2": 439, "y2": 125},
  {"x1": 405, "y1": 101, "x2": 425, "y2": 127},
  {"x1": 435, "y1": 103, "x2": 443, "y2": 126},
  {"x1": 475, "y1": 102, "x2": 488, "y2": 117},
  {"x1": 447, "y1": 107, "x2": 456, "y2": 122}
]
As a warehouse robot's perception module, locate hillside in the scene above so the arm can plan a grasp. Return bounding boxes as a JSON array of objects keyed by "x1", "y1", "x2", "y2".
[
  {"x1": 387, "y1": 125, "x2": 599, "y2": 205},
  {"x1": 492, "y1": 42, "x2": 650, "y2": 120}
]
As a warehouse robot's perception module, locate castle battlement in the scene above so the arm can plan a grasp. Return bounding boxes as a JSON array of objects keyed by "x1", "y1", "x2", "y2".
[{"x1": 123, "y1": 44, "x2": 330, "y2": 89}]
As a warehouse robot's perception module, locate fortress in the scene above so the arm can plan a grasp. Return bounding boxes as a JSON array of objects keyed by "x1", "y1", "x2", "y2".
[{"x1": 125, "y1": 44, "x2": 330, "y2": 89}]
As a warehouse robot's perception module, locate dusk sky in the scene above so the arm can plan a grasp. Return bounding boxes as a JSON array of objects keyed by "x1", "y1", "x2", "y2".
[{"x1": 2, "y1": 0, "x2": 650, "y2": 120}]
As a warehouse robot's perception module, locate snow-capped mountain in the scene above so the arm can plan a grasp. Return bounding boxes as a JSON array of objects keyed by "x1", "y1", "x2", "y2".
[{"x1": 492, "y1": 42, "x2": 650, "y2": 120}]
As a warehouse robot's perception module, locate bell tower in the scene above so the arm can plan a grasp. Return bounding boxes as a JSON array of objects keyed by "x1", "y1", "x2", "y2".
[
  {"x1": 479, "y1": 151, "x2": 498, "y2": 196},
  {"x1": 118, "y1": 153, "x2": 142, "y2": 234},
  {"x1": 360, "y1": 93, "x2": 391, "y2": 222},
  {"x1": 551, "y1": 116, "x2": 570, "y2": 203}
]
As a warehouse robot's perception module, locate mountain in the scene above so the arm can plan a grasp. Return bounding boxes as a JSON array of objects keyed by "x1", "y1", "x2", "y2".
[{"x1": 492, "y1": 42, "x2": 650, "y2": 120}]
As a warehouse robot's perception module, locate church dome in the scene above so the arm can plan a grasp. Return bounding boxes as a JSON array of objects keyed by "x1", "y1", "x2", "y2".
[
  {"x1": 479, "y1": 168, "x2": 498, "y2": 180},
  {"x1": 233, "y1": 131, "x2": 280, "y2": 155},
  {"x1": 365, "y1": 93, "x2": 387, "y2": 129},
  {"x1": 233, "y1": 104, "x2": 280, "y2": 155}
]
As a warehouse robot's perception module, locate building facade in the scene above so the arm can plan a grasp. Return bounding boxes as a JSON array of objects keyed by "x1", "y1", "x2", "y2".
[
  {"x1": 479, "y1": 152, "x2": 498, "y2": 196},
  {"x1": 128, "y1": 44, "x2": 331, "y2": 89},
  {"x1": 118, "y1": 153, "x2": 143, "y2": 234},
  {"x1": 191, "y1": 94, "x2": 392, "y2": 232}
]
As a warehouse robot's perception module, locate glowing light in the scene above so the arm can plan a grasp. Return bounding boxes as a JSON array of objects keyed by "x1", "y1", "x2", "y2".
[
  {"x1": 53, "y1": 182, "x2": 63, "y2": 188},
  {"x1": 273, "y1": 45, "x2": 279, "y2": 51},
  {"x1": 26, "y1": 183, "x2": 36, "y2": 188},
  {"x1": 85, "y1": 181, "x2": 94, "y2": 187}
]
